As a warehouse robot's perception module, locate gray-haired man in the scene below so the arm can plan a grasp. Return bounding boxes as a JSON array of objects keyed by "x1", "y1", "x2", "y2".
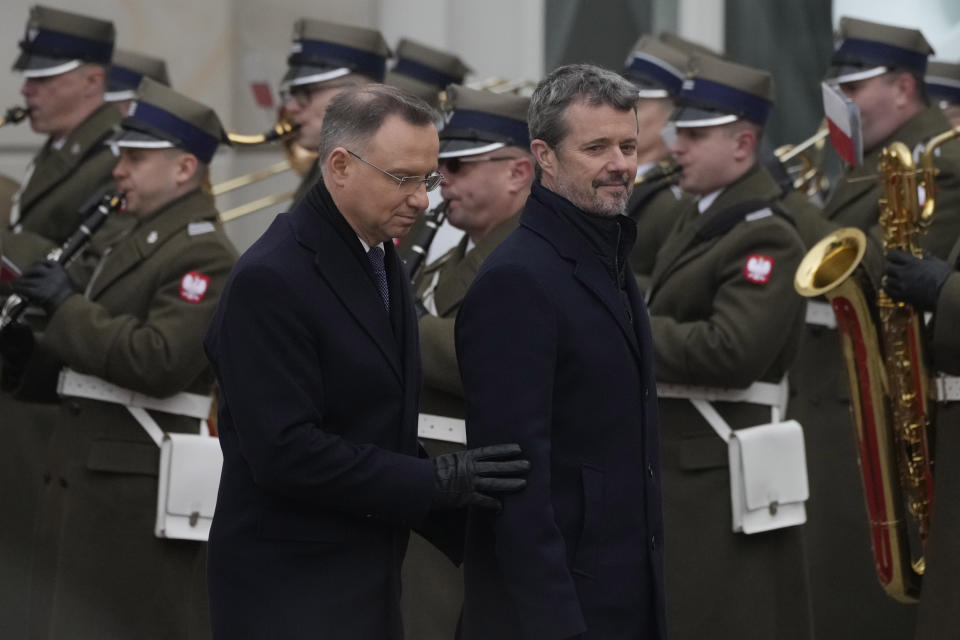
[
  {"x1": 456, "y1": 64, "x2": 665, "y2": 640},
  {"x1": 204, "y1": 84, "x2": 528, "y2": 640}
]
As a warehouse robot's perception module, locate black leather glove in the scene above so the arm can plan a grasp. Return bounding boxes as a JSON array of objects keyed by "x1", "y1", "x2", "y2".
[
  {"x1": 0, "y1": 322, "x2": 35, "y2": 391},
  {"x1": 884, "y1": 249, "x2": 954, "y2": 311},
  {"x1": 12, "y1": 260, "x2": 75, "y2": 315},
  {"x1": 432, "y1": 443, "x2": 530, "y2": 510}
]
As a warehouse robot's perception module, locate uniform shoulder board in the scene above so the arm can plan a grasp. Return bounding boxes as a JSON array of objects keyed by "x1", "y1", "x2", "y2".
[
  {"x1": 188, "y1": 221, "x2": 216, "y2": 236},
  {"x1": 744, "y1": 207, "x2": 773, "y2": 222}
]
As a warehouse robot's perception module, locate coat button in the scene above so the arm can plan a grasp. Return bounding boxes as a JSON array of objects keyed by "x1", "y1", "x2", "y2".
[
  {"x1": 58, "y1": 477, "x2": 68, "y2": 488},
  {"x1": 650, "y1": 535, "x2": 657, "y2": 551},
  {"x1": 68, "y1": 401, "x2": 81, "y2": 415},
  {"x1": 647, "y1": 464, "x2": 654, "y2": 479}
]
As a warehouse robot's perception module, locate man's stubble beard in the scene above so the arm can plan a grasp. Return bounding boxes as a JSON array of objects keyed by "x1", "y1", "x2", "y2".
[{"x1": 553, "y1": 168, "x2": 632, "y2": 218}]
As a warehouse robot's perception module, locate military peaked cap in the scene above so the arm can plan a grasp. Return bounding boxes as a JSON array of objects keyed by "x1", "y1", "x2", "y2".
[
  {"x1": 14, "y1": 5, "x2": 115, "y2": 78},
  {"x1": 927, "y1": 60, "x2": 960, "y2": 107},
  {"x1": 110, "y1": 78, "x2": 228, "y2": 164},
  {"x1": 386, "y1": 39, "x2": 470, "y2": 108},
  {"x1": 673, "y1": 54, "x2": 775, "y2": 127},
  {"x1": 282, "y1": 18, "x2": 391, "y2": 90},
  {"x1": 828, "y1": 17, "x2": 933, "y2": 84},
  {"x1": 439, "y1": 85, "x2": 529, "y2": 158},
  {"x1": 623, "y1": 35, "x2": 690, "y2": 98},
  {"x1": 106, "y1": 49, "x2": 170, "y2": 103}
]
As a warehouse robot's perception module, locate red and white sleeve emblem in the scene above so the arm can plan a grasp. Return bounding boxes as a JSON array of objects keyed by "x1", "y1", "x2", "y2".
[
  {"x1": 744, "y1": 254, "x2": 774, "y2": 285},
  {"x1": 179, "y1": 271, "x2": 210, "y2": 303}
]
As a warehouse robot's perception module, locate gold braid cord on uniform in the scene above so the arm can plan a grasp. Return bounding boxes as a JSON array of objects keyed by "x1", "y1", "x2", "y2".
[{"x1": 795, "y1": 127, "x2": 960, "y2": 603}]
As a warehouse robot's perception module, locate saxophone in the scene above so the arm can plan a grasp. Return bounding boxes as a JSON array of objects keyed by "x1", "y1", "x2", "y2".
[{"x1": 794, "y1": 127, "x2": 960, "y2": 602}]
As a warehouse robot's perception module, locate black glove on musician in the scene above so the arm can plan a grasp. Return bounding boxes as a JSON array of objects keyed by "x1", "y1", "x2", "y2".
[
  {"x1": 431, "y1": 443, "x2": 530, "y2": 511},
  {"x1": 12, "y1": 259, "x2": 76, "y2": 315}
]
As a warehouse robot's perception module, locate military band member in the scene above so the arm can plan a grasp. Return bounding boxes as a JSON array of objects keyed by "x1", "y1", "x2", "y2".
[
  {"x1": 927, "y1": 60, "x2": 960, "y2": 127},
  {"x1": 789, "y1": 19, "x2": 960, "y2": 639},
  {"x1": 0, "y1": 8, "x2": 120, "y2": 633},
  {"x1": 1, "y1": 78, "x2": 237, "y2": 640},
  {"x1": 621, "y1": 35, "x2": 691, "y2": 286},
  {"x1": 386, "y1": 39, "x2": 470, "y2": 109},
  {"x1": 884, "y1": 243, "x2": 960, "y2": 640},
  {"x1": 403, "y1": 85, "x2": 533, "y2": 640},
  {"x1": 646, "y1": 55, "x2": 811, "y2": 640},
  {"x1": 280, "y1": 18, "x2": 391, "y2": 203},
  {"x1": 105, "y1": 48, "x2": 170, "y2": 115},
  {"x1": 3, "y1": 6, "x2": 121, "y2": 269}
]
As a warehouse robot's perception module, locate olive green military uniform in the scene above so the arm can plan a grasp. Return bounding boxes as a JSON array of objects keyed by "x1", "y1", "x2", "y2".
[
  {"x1": 787, "y1": 107, "x2": 960, "y2": 640},
  {"x1": 912, "y1": 238, "x2": 960, "y2": 640},
  {"x1": 0, "y1": 174, "x2": 19, "y2": 228},
  {"x1": 4, "y1": 103, "x2": 121, "y2": 268},
  {"x1": 627, "y1": 161, "x2": 686, "y2": 288},
  {"x1": 403, "y1": 214, "x2": 519, "y2": 640},
  {"x1": 647, "y1": 165, "x2": 811, "y2": 640},
  {"x1": 21, "y1": 188, "x2": 236, "y2": 639}
]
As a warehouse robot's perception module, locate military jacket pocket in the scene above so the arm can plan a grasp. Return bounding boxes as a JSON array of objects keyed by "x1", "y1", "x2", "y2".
[{"x1": 86, "y1": 439, "x2": 159, "y2": 476}]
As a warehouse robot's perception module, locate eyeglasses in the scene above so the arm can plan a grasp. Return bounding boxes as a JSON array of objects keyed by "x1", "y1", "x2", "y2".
[
  {"x1": 347, "y1": 150, "x2": 444, "y2": 193},
  {"x1": 438, "y1": 155, "x2": 516, "y2": 175}
]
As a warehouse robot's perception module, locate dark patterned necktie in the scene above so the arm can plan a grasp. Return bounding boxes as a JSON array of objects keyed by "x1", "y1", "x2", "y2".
[{"x1": 367, "y1": 245, "x2": 390, "y2": 312}]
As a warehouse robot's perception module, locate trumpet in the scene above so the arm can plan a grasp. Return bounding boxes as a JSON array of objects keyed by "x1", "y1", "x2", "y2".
[
  {"x1": 226, "y1": 120, "x2": 298, "y2": 146},
  {"x1": 0, "y1": 191, "x2": 125, "y2": 330},
  {"x1": 0, "y1": 105, "x2": 29, "y2": 128},
  {"x1": 774, "y1": 122, "x2": 830, "y2": 197}
]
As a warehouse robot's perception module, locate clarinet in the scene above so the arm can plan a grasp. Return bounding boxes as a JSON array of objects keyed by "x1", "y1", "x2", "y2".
[
  {"x1": 0, "y1": 190, "x2": 125, "y2": 330},
  {"x1": 0, "y1": 105, "x2": 29, "y2": 128},
  {"x1": 402, "y1": 200, "x2": 449, "y2": 283}
]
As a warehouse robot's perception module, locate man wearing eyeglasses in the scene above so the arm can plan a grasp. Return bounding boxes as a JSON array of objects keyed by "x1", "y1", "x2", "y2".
[
  {"x1": 203, "y1": 84, "x2": 529, "y2": 640},
  {"x1": 404, "y1": 85, "x2": 533, "y2": 640},
  {"x1": 279, "y1": 18, "x2": 391, "y2": 204}
]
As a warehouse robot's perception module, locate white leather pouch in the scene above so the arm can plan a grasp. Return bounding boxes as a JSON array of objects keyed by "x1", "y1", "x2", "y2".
[
  {"x1": 728, "y1": 419, "x2": 808, "y2": 534},
  {"x1": 155, "y1": 433, "x2": 223, "y2": 541}
]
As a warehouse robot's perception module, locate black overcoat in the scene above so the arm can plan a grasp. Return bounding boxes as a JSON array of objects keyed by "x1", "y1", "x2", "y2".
[
  {"x1": 455, "y1": 182, "x2": 666, "y2": 640},
  {"x1": 204, "y1": 181, "x2": 439, "y2": 639}
]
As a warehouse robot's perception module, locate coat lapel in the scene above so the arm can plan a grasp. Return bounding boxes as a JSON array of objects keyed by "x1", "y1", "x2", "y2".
[
  {"x1": 521, "y1": 190, "x2": 641, "y2": 361},
  {"x1": 18, "y1": 104, "x2": 119, "y2": 216},
  {"x1": 88, "y1": 190, "x2": 215, "y2": 299},
  {"x1": 433, "y1": 216, "x2": 519, "y2": 317},
  {"x1": 292, "y1": 202, "x2": 403, "y2": 382}
]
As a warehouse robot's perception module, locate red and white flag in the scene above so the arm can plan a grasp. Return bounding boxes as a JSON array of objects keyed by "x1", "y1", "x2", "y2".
[{"x1": 821, "y1": 81, "x2": 864, "y2": 167}]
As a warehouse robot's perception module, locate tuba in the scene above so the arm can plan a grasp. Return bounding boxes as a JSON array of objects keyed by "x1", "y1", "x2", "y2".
[{"x1": 794, "y1": 128, "x2": 960, "y2": 602}]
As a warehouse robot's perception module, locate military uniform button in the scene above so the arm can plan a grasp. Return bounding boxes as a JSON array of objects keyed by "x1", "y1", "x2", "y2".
[
  {"x1": 647, "y1": 463, "x2": 654, "y2": 478},
  {"x1": 58, "y1": 477, "x2": 68, "y2": 488},
  {"x1": 68, "y1": 401, "x2": 81, "y2": 415},
  {"x1": 43, "y1": 472, "x2": 51, "y2": 485},
  {"x1": 650, "y1": 535, "x2": 657, "y2": 551}
]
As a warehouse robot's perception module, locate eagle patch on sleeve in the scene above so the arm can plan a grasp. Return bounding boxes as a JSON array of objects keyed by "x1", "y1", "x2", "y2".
[
  {"x1": 179, "y1": 271, "x2": 210, "y2": 303},
  {"x1": 744, "y1": 254, "x2": 774, "y2": 285}
]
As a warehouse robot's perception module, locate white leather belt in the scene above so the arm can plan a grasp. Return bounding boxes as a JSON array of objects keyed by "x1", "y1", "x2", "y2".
[
  {"x1": 658, "y1": 377, "x2": 788, "y2": 419},
  {"x1": 805, "y1": 301, "x2": 837, "y2": 329},
  {"x1": 57, "y1": 369, "x2": 213, "y2": 445},
  {"x1": 417, "y1": 413, "x2": 466, "y2": 445},
  {"x1": 933, "y1": 374, "x2": 960, "y2": 403}
]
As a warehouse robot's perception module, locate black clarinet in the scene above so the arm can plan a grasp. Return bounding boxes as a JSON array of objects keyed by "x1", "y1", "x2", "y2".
[
  {"x1": 0, "y1": 190, "x2": 125, "y2": 330},
  {"x1": 402, "y1": 200, "x2": 449, "y2": 283}
]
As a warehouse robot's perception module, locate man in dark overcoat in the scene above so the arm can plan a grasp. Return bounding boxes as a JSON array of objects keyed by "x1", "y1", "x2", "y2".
[
  {"x1": 203, "y1": 84, "x2": 528, "y2": 640},
  {"x1": 455, "y1": 64, "x2": 665, "y2": 640}
]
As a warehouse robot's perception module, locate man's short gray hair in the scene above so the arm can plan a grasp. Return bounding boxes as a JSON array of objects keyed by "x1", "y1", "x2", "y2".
[
  {"x1": 528, "y1": 64, "x2": 639, "y2": 148},
  {"x1": 318, "y1": 84, "x2": 437, "y2": 169}
]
